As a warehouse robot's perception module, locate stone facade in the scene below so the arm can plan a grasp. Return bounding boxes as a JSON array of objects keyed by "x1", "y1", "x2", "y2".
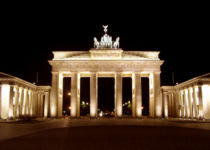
[{"x1": 49, "y1": 49, "x2": 164, "y2": 118}]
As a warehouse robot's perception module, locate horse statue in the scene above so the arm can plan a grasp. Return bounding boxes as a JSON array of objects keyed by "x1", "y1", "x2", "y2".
[
  {"x1": 113, "y1": 37, "x2": 120, "y2": 49},
  {"x1": 94, "y1": 37, "x2": 100, "y2": 49}
]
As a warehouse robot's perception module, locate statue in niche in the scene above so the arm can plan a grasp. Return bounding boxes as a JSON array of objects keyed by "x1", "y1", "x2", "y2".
[{"x1": 113, "y1": 37, "x2": 120, "y2": 49}]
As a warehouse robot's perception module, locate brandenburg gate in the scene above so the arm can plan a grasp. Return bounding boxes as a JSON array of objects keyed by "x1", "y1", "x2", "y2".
[{"x1": 49, "y1": 25, "x2": 164, "y2": 118}]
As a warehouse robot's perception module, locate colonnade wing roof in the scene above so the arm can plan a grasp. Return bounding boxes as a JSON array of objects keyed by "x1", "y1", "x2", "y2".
[{"x1": 0, "y1": 72, "x2": 19, "y2": 79}]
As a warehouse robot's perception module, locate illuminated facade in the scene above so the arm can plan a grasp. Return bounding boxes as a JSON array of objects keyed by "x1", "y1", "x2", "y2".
[
  {"x1": 49, "y1": 26, "x2": 164, "y2": 118},
  {"x1": 0, "y1": 72, "x2": 50, "y2": 119},
  {"x1": 162, "y1": 73, "x2": 210, "y2": 119}
]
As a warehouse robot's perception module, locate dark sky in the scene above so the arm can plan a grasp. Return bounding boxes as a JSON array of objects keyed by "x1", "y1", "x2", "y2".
[{"x1": 1, "y1": 2, "x2": 209, "y2": 86}]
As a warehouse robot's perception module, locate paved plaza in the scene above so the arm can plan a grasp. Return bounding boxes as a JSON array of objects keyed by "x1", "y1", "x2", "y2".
[{"x1": 0, "y1": 118, "x2": 210, "y2": 150}]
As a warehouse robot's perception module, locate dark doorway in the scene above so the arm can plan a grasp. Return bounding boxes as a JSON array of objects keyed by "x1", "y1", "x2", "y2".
[
  {"x1": 122, "y1": 77, "x2": 132, "y2": 116},
  {"x1": 98, "y1": 78, "x2": 114, "y2": 115},
  {"x1": 80, "y1": 77, "x2": 90, "y2": 116},
  {"x1": 142, "y1": 77, "x2": 149, "y2": 116},
  {"x1": 63, "y1": 77, "x2": 71, "y2": 116}
]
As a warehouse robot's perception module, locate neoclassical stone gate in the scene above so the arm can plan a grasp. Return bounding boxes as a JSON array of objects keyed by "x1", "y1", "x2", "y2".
[{"x1": 49, "y1": 26, "x2": 164, "y2": 118}]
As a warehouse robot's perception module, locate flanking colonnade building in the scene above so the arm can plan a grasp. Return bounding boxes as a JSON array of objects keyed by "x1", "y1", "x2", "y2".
[{"x1": 0, "y1": 72, "x2": 50, "y2": 119}]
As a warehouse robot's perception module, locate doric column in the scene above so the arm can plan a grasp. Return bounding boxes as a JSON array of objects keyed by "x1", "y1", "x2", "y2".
[
  {"x1": 180, "y1": 91, "x2": 184, "y2": 118},
  {"x1": 135, "y1": 73, "x2": 142, "y2": 117},
  {"x1": 132, "y1": 73, "x2": 142, "y2": 118},
  {"x1": 163, "y1": 93, "x2": 168, "y2": 118},
  {"x1": 18, "y1": 87, "x2": 24, "y2": 117},
  {"x1": 90, "y1": 72, "x2": 97, "y2": 118},
  {"x1": 37, "y1": 93, "x2": 41, "y2": 117},
  {"x1": 71, "y1": 72, "x2": 80, "y2": 117},
  {"x1": 193, "y1": 86, "x2": 198, "y2": 118},
  {"x1": 50, "y1": 72, "x2": 58, "y2": 118},
  {"x1": 32, "y1": 91, "x2": 38, "y2": 117},
  {"x1": 0, "y1": 84, "x2": 10, "y2": 119},
  {"x1": 44, "y1": 92, "x2": 49, "y2": 118},
  {"x1": 154, "y1": 72, "x2": 162, "y2": 117},
  {"x1": 29, "y1": 90, "x2": 33, "y2": 116},
  {"x1": 40, "y1": 93, "x2": 44, "y2": 117},
  {"x1": 22, "y1": 88, "x2": 28, "y2": 116},
  {"x1": 188, "y1": 88, "x2": 193, "y2": 118},
  {"x1": 26, "y1": 90, "x2": 30, "y2": 115},
  {"x1": 149, "y1": 72, "x2": 162, "y2": 117},
  {"x1": 13, "y1": 86, "x2": 19, "y2": 118},
  {"x1": 58, "y1": 73, "x2": 63, "y2": 118},
  {"x1": 197, "y1": 85, "x2": 203, "y2": 119},
  {"x1": 27, "y1": 90, "x2": 31, "y2": 116},
  {"x1": 115, "y1": 72, "x2": 122, "y2": 117},
  {"x1": 8, "y1": 85, "x2": 14, "y2": 118},
  {"x1": 168, "y1": 94, "x2": 172, "y2": 117},
  {"x1": 0, "y1": 84, "x2": 1, "y2": 119}
]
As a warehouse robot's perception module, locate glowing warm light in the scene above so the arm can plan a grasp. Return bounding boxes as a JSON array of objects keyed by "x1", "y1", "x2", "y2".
[
  {"x1": 1, "y1": 84, "x2": 10, "y2": 119},
  {"x1": 69, "y1": 106, "x2": 71, "y2": 110},
  {"x1": 141, "y1": 106, "x2": 144, "y2": 109},
  {"x1": 99, "y1": 111, "x2": 103, "y2": 117},
  {"x1": 68, "y1": 92, "x2": 71, "y2": 96},
  {"x1": 202, "y1": 85, "x2": 210, "y2": 118}
]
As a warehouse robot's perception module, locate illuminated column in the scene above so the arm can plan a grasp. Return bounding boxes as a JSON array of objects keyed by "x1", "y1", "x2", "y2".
[
  {"x1": 149, "y1": 72, "x2": 162, "y2": 117},
  {"x1": 58, "y1": 73, "x2": 63, "y2": 118},
  {"x1": 40, "y1": 94, "x2": 44, "y2": 117},
  {"x1": 19, "y1": 87, "x2": 24, "y2": 117},
  {"x1": 71, "y1": 72, "x2": 80, "y2": 117},
  {"x1": 13, "y1": 86, "x2": 19, "y2": 118},
  {"x1": 90, "y1": 72, "x2": 97, "y2": 117},
  {"x1": 115, "y1": 72, "x2": 122, "y2": 117},
  {"x1": 50, "y1": 72, "x2": 58, "y2": 118},
  {"x1": 27, "y1": 90, "x2": 31, "y2": 116},
  {"x1": 193, "y1": 86, "x2": 198, "y2": 118},
  {"x1": 178, "y1": 91, "x2": 182, "y2": 118},
  {"x1": 0, "y1": 84, "x2": 1, "y2": 119},
  {"x1": 149, "y1": 73, "x2": 155, "y2": 117},
  {"x1": 180, "y1": 91, "x2": 184, "y2": 118},
  {"x1": 22, "y1": 88, "x2": 28, "y2": 116},
  {"x1": 26, "y1": 90, "x2": 30, "y2": 115},
  {"x1": 29, "y1": 91, "x2": 33, "y2": 116},
  {"x1": 0, "y1": 84, "x2": 10, "y2": 119},
  {"x1": 135, "y1": 73, "x2": 142, "y2": 117},
  {"x1": 154, "y1": 72, "x2": 162, "y2": 117},
  {"x1": 163, "y1": 93, "x2": 168, "y2": 118},
  {"x1": 37, "y1": 93, "x2": 41, "y2": 117},
  {"x1": 8, "y1": 85, "x2": 14, "y2": 118},
  {"x1": 32, "y1": 91, "x2": 38, "y2": 117},
  {"x1": 132, "y1": 73, "x2": 136, "y2": 117},
  {"x1": 168, "y1": 94, "x2": 172, "y2": 117},
  {"x1": 44, "y1": 92, "x2": 49, "y2": 118},
  {"x1": 188, "y1": 88, "x2": 193, "y2": 118},
  {"x1": 197, "y1": 85, "x2": 203, "y2": 119},
  {"x1": 184, "y1": 89, "x2": 189, "y2": 118}
]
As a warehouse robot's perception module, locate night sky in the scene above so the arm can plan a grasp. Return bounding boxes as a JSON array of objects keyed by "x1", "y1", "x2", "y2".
[{"x1": 1, "y1": 2, "x2": 209, "y2": 111}]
